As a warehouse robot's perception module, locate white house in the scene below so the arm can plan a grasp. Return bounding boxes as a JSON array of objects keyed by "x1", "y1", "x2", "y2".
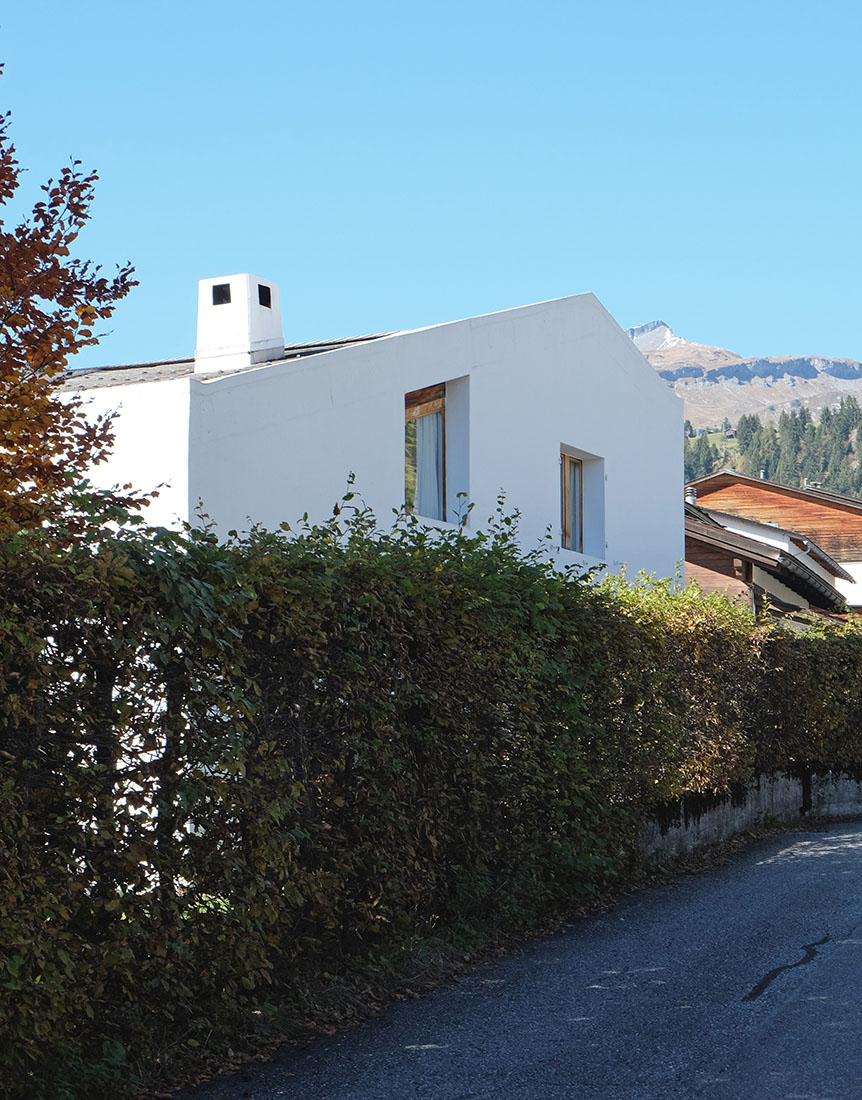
[{"x1": 63, "y1": 276, "x2": 683, "y2": 578}]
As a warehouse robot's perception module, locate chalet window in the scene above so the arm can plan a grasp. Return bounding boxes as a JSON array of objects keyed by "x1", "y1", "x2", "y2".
[
  {"x1": 405, "y1": 384, "x2": 445, "y2": 520},
  {"x1": 561, "y1": 453, "x2": 583, "y2": 552}
]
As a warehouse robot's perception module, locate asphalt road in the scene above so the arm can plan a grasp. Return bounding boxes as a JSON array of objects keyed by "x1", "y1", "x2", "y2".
[{"x1": 178, "y1": 823, "x2": 862, "y2": 1100}]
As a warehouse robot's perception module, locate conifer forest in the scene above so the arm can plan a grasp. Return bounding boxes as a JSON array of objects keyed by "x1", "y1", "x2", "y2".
[{"x1": 684, "y1": 398, "x2": 862, "y2": 497}]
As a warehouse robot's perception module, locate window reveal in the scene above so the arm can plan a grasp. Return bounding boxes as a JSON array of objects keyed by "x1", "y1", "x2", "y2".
[
  {"x1": 561, "y1": 453, "x2": 583, "y2": 552},
  {"x1": 405, "y1": 384, "x2": 446, "y2": 520}
]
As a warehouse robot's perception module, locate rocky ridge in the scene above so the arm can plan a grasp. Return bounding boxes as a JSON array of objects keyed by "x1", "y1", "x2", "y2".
[{"x1": 628, "y1": 321, "x2": 862, "y2": 429}]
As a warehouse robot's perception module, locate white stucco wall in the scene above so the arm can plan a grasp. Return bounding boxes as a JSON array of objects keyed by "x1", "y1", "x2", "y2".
[
  {"x1": 188, "y1": 294, "x2": 683, "y2": 578},
  {"x1": 751, "y1": 565, "x2": 811, "y2": 611},
  {"x1": 836, "y1": 562, "x2": 862, "y2": 608},
  {"x1": 67, "y1": 378, "x2": 191, "y2": 529},
  {"x1": 195, "y1": 274, "x2": 284, "y2": 371}
]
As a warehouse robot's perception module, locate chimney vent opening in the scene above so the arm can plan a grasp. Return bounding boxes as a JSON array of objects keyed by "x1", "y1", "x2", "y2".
[
  {"x1": 258, "y1": 284, "x2": 272, "y2": 309},
  {"x1": 213, "y1": 283, "x2": 232, "y2": 306}
]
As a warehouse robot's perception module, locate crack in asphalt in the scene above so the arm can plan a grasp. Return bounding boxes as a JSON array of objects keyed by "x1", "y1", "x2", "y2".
[{"x1": 742, "y1": 934, "x2": 830, "y2": 1002}]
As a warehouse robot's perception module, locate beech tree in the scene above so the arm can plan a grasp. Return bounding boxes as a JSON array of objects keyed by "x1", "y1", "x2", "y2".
[{"x1": 0, "y1": 65, "x2": 142, "y2": 532}]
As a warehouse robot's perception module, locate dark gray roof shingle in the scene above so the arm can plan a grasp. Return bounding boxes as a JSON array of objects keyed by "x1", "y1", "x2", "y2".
[{"x1": 61, "y1": 333, "x2": 393, "y2": 392}]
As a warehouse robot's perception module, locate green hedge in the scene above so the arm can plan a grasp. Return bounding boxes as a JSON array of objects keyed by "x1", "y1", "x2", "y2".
[{"x1": 0, "y1": 506, "x2": 859, "y2": 1097}]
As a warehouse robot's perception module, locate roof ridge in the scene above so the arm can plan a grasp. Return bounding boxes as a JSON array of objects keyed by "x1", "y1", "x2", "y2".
[{"x1": 688, "y1": 469, "x2": 862, "y2": 511}]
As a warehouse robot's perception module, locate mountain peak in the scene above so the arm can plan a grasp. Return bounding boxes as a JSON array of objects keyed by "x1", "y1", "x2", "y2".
[
  {"x1": 626, "y1": 320, "x2": 670, "y2": 339},
  {"x1": 627, "y1": 321, "x2": 689, "y2": 353},
  {"x1": 627, "y1": 318, "x2": 862, "y2": 430}
]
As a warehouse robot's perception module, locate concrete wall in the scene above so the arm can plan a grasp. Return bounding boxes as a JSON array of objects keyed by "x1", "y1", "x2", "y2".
[
  {"x1": 641, "y1": 772, "x2": 862, "y2": 860},
  {"x1": 189, "y1": 294, "x2": 683, "y2": 578}
]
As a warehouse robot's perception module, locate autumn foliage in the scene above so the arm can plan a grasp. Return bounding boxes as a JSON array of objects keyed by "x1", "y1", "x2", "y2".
[{"x1": 0, "y1": 68, "x2": 139, "y2": 531}]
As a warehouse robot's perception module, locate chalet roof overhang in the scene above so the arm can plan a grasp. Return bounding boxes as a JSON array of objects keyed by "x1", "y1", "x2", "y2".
[
  {"x1": 697, "y1": 506, "x2": 852, "y2": 581},
  {"x1": 685, "y1": 514, "x2": 848, "y2": 613}
]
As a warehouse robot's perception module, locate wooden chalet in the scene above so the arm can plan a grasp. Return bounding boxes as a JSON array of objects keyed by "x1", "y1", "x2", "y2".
[
  {"x1": 685, "y1": 502, "x2": 850, "y2": 621},
  {"x1": 687, "y1": 470, "x2": 862, "y2": 609}
]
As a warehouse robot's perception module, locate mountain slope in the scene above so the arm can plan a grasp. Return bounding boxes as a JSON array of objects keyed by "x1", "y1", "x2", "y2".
[{"x1": 628, "y1": 322, "x2": 862, "y2": 429}]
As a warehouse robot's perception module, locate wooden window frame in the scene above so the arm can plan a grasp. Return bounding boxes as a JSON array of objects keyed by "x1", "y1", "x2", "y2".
[
  {"x1": 561, "y1": 453, "x2": 583, "y2": 552},
  {"x1": 405, "y1": 384, "x2": 446, "y2": 518},
  {"x1": 405, "y1": 383, "x2": 445, "y2": 421}
]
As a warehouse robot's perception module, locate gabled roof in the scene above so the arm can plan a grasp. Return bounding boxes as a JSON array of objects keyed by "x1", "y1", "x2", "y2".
[
  {"x1": 688, "y1": 469, "x2": 862, "y2": 517},
  {"x1": 62, "y1": 289, "x2": 673, "y2": 399}
]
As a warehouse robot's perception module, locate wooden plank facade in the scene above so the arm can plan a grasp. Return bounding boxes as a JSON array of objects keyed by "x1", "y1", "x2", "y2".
[
  {"x1": 684, "y1": 536, "x2": 752, "y2": 607},
  {"x1": 690, "y1": 473, "x2": 862, "y2": 561}
]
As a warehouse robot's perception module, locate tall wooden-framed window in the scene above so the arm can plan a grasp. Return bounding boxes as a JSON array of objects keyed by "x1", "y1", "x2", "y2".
[
  {"x1": 561, "y1": 453, "x2": 583, "y2": 552},
  {"x1": 405, "y1": 383, "x2": 446, "y2": 520}
]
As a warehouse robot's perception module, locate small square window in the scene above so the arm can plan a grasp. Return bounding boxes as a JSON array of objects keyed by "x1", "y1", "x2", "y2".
[
  {"x1": 258, "y1": 284, "x2": 272, "y2": 309},
  {"x1": 212, "y1": 283, "x2": 231, "y2": 306}
]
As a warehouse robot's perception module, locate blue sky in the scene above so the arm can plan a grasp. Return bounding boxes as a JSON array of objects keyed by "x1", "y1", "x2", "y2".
[{"x1": 4, "y1": 1, "x2": 861, "y2": 368}]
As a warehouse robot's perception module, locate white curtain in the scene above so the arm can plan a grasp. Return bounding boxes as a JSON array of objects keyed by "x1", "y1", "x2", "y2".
[{"x1": 416, "y1": 411, "x2": 444, "y2": 519}]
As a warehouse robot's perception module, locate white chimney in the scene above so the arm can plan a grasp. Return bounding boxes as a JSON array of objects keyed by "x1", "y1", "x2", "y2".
[{"x1": 194, "y1": 274, "x2": 284, "y2": 373}]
